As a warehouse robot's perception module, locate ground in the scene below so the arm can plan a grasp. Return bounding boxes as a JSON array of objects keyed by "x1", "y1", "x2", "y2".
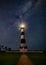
[
  {"x1": 0, "y1": 52, "x2": 46, "y2": 65},
  {"x1": 17, "y1": 54, "x2": 33, "y2": 65}
]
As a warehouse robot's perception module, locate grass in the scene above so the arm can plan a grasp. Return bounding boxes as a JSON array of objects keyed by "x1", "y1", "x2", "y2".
[
  {"x1": 26, "y1": 53, "x2": 46, "y2": 65},
  {"x1": 0, "y1": 52, "x2": 46, "y2": 65}
]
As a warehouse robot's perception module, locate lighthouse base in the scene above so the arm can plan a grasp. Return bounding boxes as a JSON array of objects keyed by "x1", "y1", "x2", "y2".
[{"x1": 20, "y1": 48, "x2": 27, "y2": 52}]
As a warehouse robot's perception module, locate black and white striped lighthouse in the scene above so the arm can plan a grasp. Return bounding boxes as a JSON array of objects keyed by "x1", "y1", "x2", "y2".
[{"x1": 19, "y1": 23, "x2": 27, "y2": 52}]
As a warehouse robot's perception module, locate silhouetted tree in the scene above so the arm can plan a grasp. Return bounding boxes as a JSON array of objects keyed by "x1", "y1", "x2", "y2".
[
  {"x1": 1, "y1": 45, "x2": 4, "y2": 50},
  {"x1": 0, "y1": 47, "x2": 1, "y2": 51},
  {"x1": 4, "y1": 46, "x2": 7, "y2": 51},
  {"x1": 0, "y1": 45, "x2": 1, "y2": 51},
  {"x1": 1, "y1": 45, "x2": 4, "y2": 48},
  {"x1": 8, "y1": 48, "x2": 11, "y2": 51}
]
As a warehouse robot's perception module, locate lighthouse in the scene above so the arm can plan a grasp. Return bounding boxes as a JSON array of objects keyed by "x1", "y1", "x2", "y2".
[{"x1": 19, "y1": 23, "x2": 27, "y2": 52}]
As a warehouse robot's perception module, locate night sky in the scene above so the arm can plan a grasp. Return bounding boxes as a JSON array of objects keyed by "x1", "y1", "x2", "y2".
[{"x1": 0, "y1": 0, "x2": 46, "y2": 50}]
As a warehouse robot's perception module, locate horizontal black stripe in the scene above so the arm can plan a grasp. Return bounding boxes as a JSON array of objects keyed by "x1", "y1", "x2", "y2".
[
  {"x1": 21, "y1": 32, "x2": 24, "y2": 35},
  {"x1": 21, "y1": 39, "x2": 25, "y2": 43},
  {"x1": 20, "y1": 46, "x2": 27, "y2": 49}
]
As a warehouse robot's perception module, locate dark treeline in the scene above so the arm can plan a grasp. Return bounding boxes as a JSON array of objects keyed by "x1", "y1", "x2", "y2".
[{"x1": 0, "y1": 44, "x2": 11, "y2": 51}]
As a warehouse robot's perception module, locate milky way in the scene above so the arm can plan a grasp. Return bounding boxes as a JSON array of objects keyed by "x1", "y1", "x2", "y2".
[{"x1": 0, "y1": 0, "x2": 46, "y2": 50}]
